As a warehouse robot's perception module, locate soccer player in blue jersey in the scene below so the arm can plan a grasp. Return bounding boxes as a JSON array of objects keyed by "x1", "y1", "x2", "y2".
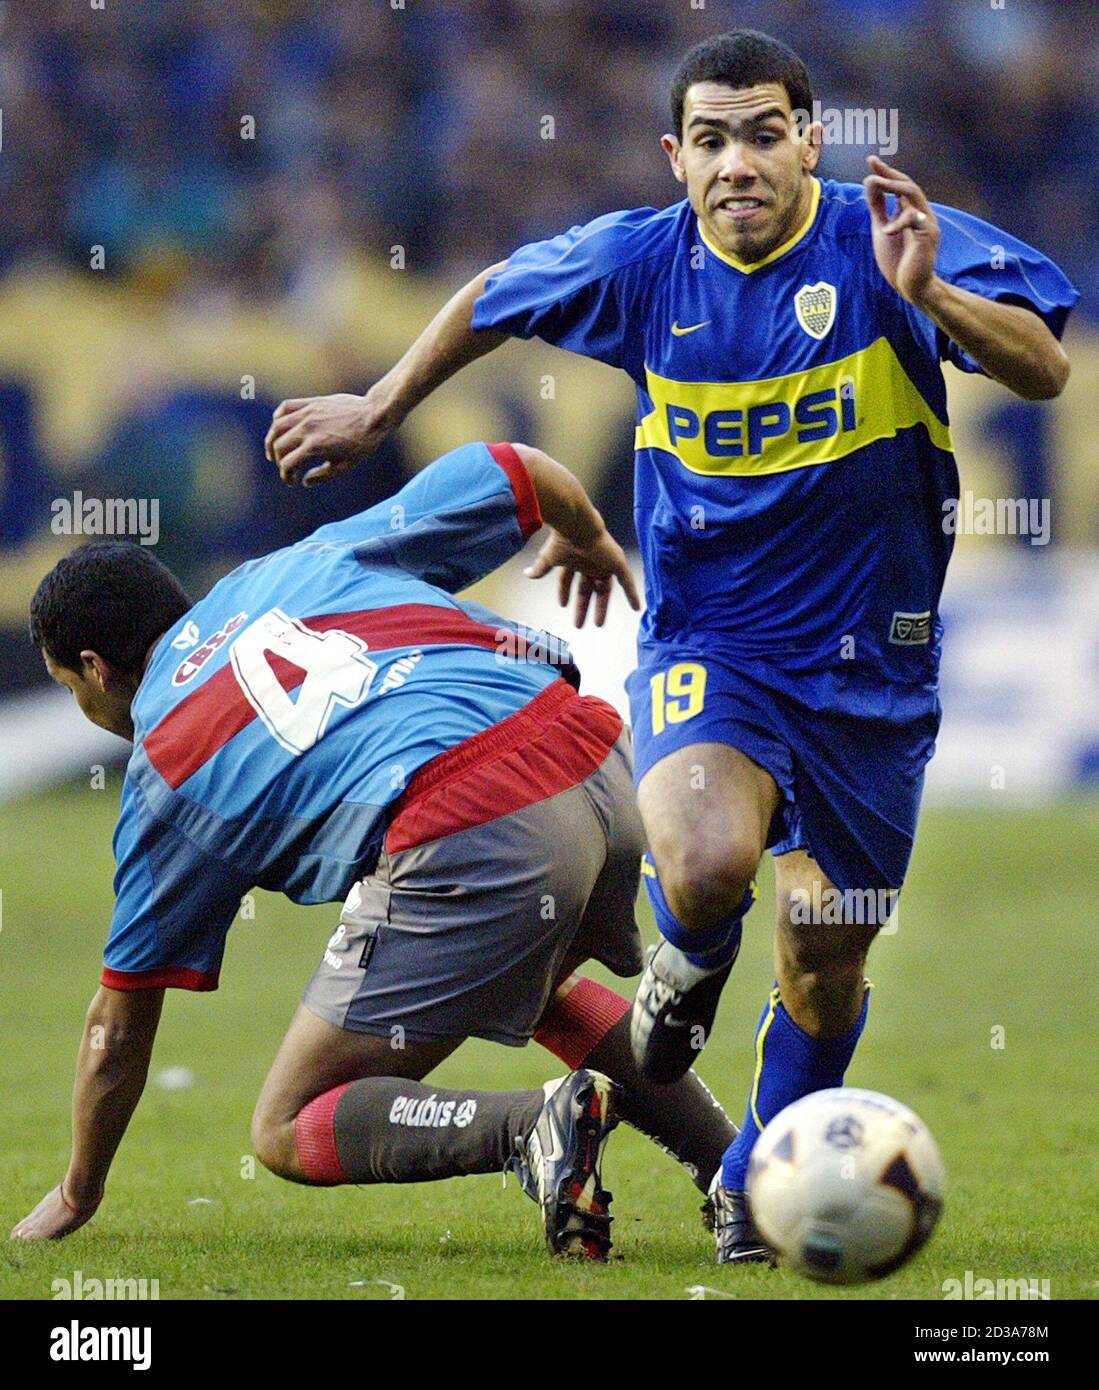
[
  {"x1": 13, "y1": 440, "x2": 740, "y2": 1257},
  {"x1": 265, "y1": 31, "x2": 1077, "y2": 1263}
]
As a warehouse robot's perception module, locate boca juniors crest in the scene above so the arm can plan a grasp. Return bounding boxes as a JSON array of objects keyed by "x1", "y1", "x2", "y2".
[{"x1": 794, "y1": 281, "x2": 837, "y2": 340}]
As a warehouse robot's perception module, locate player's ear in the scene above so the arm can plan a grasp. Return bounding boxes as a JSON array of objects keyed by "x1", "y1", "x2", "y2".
[
  {"x1": 661, "y1": 133, "x2": 687, "y2": 183},
  {"x1": 798, "y1": 120, "x2": 823, "y2": 173},
  {"x1": 80, "y1": 649, "x2": 112, "y2": 693}
]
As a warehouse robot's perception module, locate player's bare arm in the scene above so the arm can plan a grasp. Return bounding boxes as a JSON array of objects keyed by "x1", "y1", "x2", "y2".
[
  {"x1": 864, "y1": 155, "x2": 1069, "y2": 400},
  {"x1": 265, "y1": 261, "x2": 510, "y2": 487},
  {"x1": 12, "y1": 985, "x2": 164, "y2": 1241}
]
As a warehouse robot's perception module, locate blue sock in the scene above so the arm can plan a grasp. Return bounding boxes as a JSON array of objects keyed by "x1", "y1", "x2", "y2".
[
  {"x1": 721, "y1": 984, "x2": 870, "y2": 1191},
  {"x1": 642, "y1": 856, "x2": 755, "y2": 968}
]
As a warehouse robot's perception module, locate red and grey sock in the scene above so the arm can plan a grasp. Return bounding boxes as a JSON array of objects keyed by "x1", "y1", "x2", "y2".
[{"x1": 296, "y1": 1078, "x2": 544, "y2": 1185}]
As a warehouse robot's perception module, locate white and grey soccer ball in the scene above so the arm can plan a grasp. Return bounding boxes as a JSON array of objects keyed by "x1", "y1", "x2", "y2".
[{"x1": 746, "y1": 1087, "x2": 945, "y2": 1284}]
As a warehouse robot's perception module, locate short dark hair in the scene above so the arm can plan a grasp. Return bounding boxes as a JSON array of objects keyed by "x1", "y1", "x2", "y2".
[
  {"x1": 671, "y1": 30, "x2": 813, "y2": 136},
  {"x1": 30, "y1": 541, "x2": 191, "y2": 676}
]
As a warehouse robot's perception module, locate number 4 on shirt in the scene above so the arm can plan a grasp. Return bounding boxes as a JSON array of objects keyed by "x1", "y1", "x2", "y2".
[
  {"x1": 230, "y1": 608, "x2": 378, "y2": 755},
  {"x1": 650, "y1": 661, "x2": 707, "y2": 735}
]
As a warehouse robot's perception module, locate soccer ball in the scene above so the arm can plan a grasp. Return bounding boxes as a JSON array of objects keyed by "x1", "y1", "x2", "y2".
[{"x1": 746, "y1": 1087, "x2": 945, "y2": 1284}]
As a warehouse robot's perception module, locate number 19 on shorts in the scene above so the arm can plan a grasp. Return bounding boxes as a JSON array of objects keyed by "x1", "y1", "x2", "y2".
[{"x1": 650, "y1": 661, "x2": 707, "y2": 735}]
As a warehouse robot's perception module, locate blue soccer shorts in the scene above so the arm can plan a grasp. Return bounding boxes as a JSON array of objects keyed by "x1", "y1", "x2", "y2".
[{"x1": 626, "y1": 639, "x2": 940, "y2": 897}]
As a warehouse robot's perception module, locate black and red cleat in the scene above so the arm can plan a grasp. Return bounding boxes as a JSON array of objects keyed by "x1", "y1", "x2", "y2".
[{"x1": 509, "y1": 1069, "x2": 620, "y2": 1259}]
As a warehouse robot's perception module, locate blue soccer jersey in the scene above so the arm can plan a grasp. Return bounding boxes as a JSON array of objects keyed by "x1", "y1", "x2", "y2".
[
  {"x1": 472, "y1": 178, "x2": 1078, "y2": 693},
  {"x1": 104, "y1": 441, "x2": 565, "y2": 991}
]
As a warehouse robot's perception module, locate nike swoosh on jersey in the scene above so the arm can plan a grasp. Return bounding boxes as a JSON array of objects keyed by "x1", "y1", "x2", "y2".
[{"x1": 671, "y1": 320, "x2": 710, "y2": 336}]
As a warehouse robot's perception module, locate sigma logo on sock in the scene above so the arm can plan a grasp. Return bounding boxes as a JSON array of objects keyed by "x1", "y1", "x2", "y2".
[{"x1": 389, "y1": 1095, "x2": 477, "y2": 1128}]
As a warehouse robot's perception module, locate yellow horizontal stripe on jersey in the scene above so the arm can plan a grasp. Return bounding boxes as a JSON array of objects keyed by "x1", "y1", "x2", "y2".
[{"x1": 635, "y1": 335, "x2": 952, "y2": 477}]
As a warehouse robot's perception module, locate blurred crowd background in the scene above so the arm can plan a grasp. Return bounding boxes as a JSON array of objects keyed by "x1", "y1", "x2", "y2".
[
  {"x1": 5, "y1": 0, "x2": 1099, "y2": 300},
  {"x1": 0, "y1": 0, "x2": 1097, "y2": 799}
]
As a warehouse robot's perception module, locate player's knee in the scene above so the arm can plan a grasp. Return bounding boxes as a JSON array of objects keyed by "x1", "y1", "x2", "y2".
[
  {"x1": 658, "y1": 836, "x2": 759, "y2": 930},
  {"x1": 250, "y1": 1112, "x2": 279, "y2": 1174},
  {"x1": 251, "y1": 1107, "x2": 298, "y2": 1181},
  {"x1": 780, "y1": 918, "x2": 878, "y2": 978}
]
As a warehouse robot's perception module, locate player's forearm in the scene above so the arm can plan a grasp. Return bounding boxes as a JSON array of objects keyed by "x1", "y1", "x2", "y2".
[
  {"x1": 64, "y1": 987, "x2": 164, "y2": 1205},
  {"x1": 368, "y1": 263, "x2": 511, "y2": 429},
  {"x1": 915, "y1": 276, "x2": 1070, "y2": 400},
  {"x1": 516, "y1": 446, "x2": 605, "y2": 548}
]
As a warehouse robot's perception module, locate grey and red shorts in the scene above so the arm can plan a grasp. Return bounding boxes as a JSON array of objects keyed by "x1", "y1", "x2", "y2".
[{"x1": 302, "y1": 680, "x2": 645, "y2": 1046}]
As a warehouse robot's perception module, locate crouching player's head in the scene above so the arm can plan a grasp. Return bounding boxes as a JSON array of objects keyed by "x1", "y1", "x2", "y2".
[{"x1": 30, "y1": 541, "x2": 190, "y2": 739}]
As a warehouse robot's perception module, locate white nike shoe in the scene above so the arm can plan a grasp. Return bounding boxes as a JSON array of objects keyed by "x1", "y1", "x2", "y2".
[{"x1": 630, "y1": 940, "x2": 736, "y2": 1083}]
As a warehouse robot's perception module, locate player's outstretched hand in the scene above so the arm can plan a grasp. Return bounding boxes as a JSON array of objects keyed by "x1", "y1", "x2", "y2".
[
  {"x1": 863, "y1": 155, "x2": 940, "y2": 307},
  {"x1": 265, "y1": 390, "x2": 392, "y2": 488},
  {"x1": 11, "y1": 1184, "x2": 101, "y2": 1241},
  {"x1": 524, "y1": 529, "x2": 641, "y2": 628}
]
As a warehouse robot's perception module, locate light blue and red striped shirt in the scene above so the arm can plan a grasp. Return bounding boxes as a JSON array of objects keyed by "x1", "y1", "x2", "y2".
[{"x1": 104, "y1": 441, "x2": 619, "y2": 992}]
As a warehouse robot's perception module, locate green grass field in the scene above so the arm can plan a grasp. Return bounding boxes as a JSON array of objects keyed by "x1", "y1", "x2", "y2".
[{"x1": 2, "y1": 780, "x2": 1097, "y2": 1301}]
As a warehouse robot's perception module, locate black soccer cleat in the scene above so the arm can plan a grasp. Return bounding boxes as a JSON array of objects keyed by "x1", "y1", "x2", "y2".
[
  {"x1": 630, "y1": 940, "x2": 735, "y2": 1083},
  {"x1": 710, "y1": 1180, "x2": 777, "y2": 1267},
  {"x1": 509, "y1": 1069, "x2": 620, "y2": 1260}
]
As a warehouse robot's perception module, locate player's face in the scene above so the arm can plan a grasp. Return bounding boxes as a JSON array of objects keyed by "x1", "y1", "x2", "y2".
[
  {"x1": 663, "y1": 81, "x2": 821, "y2": 263},
  {"x1": 44, "y1": 651, "x2": 136, "y2": 740}
]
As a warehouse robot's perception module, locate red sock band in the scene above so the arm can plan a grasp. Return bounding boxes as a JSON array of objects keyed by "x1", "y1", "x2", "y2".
[
  {"x1": 294, "y1": 1082, "x2": 352, "y2": 1185},
  {"x1": 534, "y1": 977, "x2": 630, "y2": 1070}
]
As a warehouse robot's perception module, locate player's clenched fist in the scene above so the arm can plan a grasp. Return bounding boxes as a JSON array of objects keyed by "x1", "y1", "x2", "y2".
[
  {"x1": 863, "y1": 154, "x2": 941, "y2": 308},
  {"x1": 265, "y1": 391, "x2": 390, "y2": 488}
]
